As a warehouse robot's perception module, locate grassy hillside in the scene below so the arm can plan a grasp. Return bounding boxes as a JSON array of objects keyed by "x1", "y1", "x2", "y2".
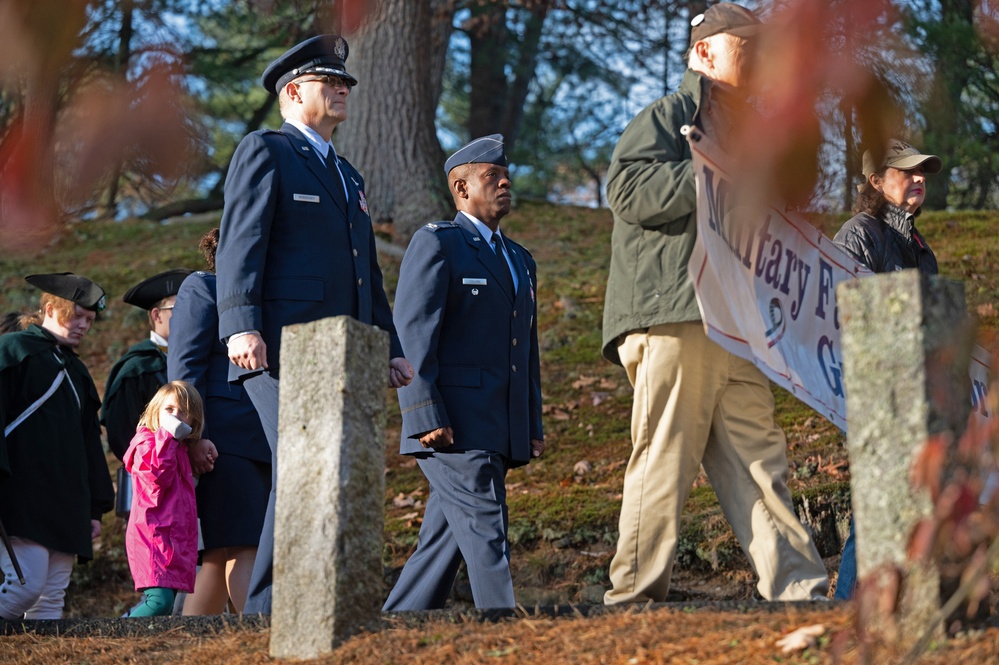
[{"x1": 0, "y1": 204, "x2": 996, "y2": 617}]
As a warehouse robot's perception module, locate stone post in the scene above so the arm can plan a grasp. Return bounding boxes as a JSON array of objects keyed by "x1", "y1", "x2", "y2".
[
  {"x1": 269, "y1": 316, "x2": 389, "y2": 659},
  {"x1": 838, "y1": 270, "x2": 970, "y2": 645}
]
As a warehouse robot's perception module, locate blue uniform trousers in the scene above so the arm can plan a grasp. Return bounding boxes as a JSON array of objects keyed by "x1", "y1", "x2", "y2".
[
  {"x1": 383, "y1": 451, "x2": 514, "y2": 611},
  {"x1": 241, "y1": 371, "x2": 280, "y2": 614}
]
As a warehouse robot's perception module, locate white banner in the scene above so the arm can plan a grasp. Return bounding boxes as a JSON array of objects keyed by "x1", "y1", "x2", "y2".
[{"x1": 685, "y1": 126, "x2": 992, "y2": 432}]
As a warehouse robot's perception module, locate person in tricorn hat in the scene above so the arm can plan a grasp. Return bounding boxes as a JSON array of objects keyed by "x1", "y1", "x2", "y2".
[
  {"x1": 831, "y1": 139, "x2": 943, "y2": 599},
  {"x1": 103, "y1": 268, "x2": 194, "y2": 463},
  {"x1": 601, "y1": 2, "x2": 829, "y2": 605},
  {"x1": 0, "y1": 273, "x2": 115, "y2": 620},
  {"x1": 382, "y1": 135, "x2": 544, "y2": 611},
  {"x1": 215, "y1": 34, "x2": 413, "y2": 614}
]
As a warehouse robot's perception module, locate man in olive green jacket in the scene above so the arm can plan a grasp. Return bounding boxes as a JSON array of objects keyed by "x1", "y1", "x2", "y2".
[{"x1": 601, "y1": 3, "x2": 828, "y2": 605}]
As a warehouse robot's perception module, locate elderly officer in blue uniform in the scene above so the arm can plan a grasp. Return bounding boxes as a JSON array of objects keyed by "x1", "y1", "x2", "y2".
[
  {"x1": 382, "y1": 135, "x2": 544, "y2": 611},
  {"x1": 215, "y1": 34, "x2": 413, "y2": 614}
]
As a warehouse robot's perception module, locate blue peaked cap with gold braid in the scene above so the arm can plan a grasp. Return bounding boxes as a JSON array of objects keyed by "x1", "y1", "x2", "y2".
[{"x1": 261, "y1": 34, "x2": 357, "y2": 95}]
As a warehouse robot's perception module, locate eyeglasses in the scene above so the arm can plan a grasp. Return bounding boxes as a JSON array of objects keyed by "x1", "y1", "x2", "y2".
[
  {"x1": 158, "y1": 306, "x2": 174, "y2": 311},
  {"x1": 295, "y1": 75, "x2": 353, "y2": 90}
]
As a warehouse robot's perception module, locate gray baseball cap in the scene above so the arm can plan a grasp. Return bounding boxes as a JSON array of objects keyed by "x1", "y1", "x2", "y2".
[{"x1": 862, "y1": 139, "x2": 942, "y2": 178}]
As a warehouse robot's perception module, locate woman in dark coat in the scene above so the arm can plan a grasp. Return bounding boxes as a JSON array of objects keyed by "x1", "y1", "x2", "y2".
[
  {"x1": 833, "y1": 138, "x2": 941, "y2": 274},
  {"x1": 832, "y1": 138, "x2": 942, "y2": 600},
  {"x1": 167, "y1": 230, "x2": 271, "y2": 614}
]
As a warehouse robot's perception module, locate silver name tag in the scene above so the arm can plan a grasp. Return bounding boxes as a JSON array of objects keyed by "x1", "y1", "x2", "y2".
[
  {"x1": 293, "y1": 193, "x2": 321, "y2": 203},
  {"x1": 463, "y1": 278, "x2": 487, "y2": 286}
]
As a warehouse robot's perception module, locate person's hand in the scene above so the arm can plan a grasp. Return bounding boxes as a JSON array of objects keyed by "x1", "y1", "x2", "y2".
[
  {"x1": 229, "y1": 332, "x2": 268, "y2": 371},
  {"x1": 91, "y1": 519, "x2": 102, "y2": 540},
  {"x1": 419, "y1": 427, "x2": 454, "y2": 449},
  {"x1": 188, "y1": 438, "x2": 218, "y2": 475},
  {"x1": 389, "y1": 357, "x2": 414, "y2": 388},
  {"x1": 530, "y1": 438, "x2": 545, "y2": 459}
]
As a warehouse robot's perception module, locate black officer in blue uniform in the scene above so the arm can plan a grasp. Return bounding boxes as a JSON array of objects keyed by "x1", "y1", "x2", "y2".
[
  {"x1": 383, "y1": 135, "x2": 545, "y2": 611},
  {"x1": 215, "y1": 34, "x2": 413, "y2": 614}
]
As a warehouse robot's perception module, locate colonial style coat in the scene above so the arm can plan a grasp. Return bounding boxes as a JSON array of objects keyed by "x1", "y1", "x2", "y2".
[
  {"x1": 0, "y1": 325, "x2": 114, "y2": 559},
  {"x1": 102, "y1": 339, "x2": 167, "y2": 460}
]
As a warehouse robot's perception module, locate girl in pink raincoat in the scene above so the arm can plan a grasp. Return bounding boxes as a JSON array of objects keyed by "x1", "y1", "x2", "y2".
[{"x1": 123, "y1": 380, "x2": 208, "y2": 617}]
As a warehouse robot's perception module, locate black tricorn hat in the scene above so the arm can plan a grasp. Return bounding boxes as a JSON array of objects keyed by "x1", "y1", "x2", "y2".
[
  {"x1": 25, "y1": 272, "x2": 107, "y2": 312},
  {"x1": 123, "y1": 269, "x2": 194, "y2": 310},
  {"x1": 261, "y1": 34, "x2": 358, "y2": 95}
]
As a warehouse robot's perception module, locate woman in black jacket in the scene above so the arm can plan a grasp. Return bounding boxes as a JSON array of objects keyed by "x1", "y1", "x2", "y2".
[
  {"x1": 831, "y1": 139, "x2": 942, "y2": 600},
  {"x1": 833, "y1": 139, "x2": 942, "y2": 274}
]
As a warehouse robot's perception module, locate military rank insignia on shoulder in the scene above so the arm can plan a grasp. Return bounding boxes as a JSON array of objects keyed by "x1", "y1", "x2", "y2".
[{"x1": 425, "y1": 221, "x2": 458, "y2": 232}]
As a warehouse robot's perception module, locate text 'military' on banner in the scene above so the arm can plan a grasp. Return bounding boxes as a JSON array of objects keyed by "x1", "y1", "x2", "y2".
[{"x1": 683, "y1": 126, "x2": 991, "y2": 433}]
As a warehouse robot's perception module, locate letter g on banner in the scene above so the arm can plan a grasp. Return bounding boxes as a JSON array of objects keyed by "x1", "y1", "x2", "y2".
[{"x1": 817, "y1": 335, "x2": 844, "y2": 398}]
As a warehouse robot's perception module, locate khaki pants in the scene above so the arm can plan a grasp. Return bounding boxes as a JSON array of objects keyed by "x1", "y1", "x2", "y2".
[{"x1": 605, "y1": 322, "x2": 828, "y2": 604}]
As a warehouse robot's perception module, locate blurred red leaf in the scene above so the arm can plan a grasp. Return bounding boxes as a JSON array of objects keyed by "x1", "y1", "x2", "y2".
[
  {"x1": 0, "y1": 115, "x2": 61, "y2": 253},
  {"x1": 58, "y1": 65, "x2": 192, "y2": 204},
  {"x1": 736, "y1": 0, "x2": 901, "y2": 206},
  {"x1": 907, "y1": 518, "x2": 938, "y2": 562},
  {"x1": 910, "y1": 433, "x2": 950, "y2": 500},
  {"x1": 0, "y1": 0, "x2": 88, "y2": 87},
  {"x1": 339, "y1": 0, "x2": 374, "y2": 33}
]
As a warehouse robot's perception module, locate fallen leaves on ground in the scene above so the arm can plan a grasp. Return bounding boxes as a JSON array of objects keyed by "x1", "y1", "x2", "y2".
[
  {"x1": 6, "y1": 606, "x2": 999, "y2": 664},
  {"x1": 775, "y1": 623, "x2": 826, "y2": 653}
]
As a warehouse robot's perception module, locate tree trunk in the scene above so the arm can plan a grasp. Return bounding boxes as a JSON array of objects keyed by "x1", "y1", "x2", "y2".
[
  {"x1": 102, "y1": 0, "x2": 135, "y2": 216},
  {"x1": 920, "y1": 0, "x2": 976, "y2": 210},
  {"x1": 336, "y1": 0, "x2": 452, "y2": 243},
  {"x1": 581, "y1": 162, "x2": 603, "y2": 208},
  {"x1": 501, "y1": 3, "x2": 549, "y2": 155},
  {"x1": 142, "y1": 196, "x2": 224, "y2": 221},
  {"x1": 466, "y1": 1, "x2": 508, "y2": 139},
  {"x1": 841, "y1": 98, "x2": 856, "y2": 212},
  {"x1": 661, "y1": 4, "x2": 672, "y2": 97}
]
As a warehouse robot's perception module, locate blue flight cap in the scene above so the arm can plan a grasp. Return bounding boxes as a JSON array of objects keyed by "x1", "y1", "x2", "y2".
[
  {"x1": 261, "y1": 34, "x2": 358, "y2": 95},
  {"x1": 444, "y1": 134, "x2": 508, "y2": 175},
  {"x1": 25, "y1": 272, "x2": 107, "y2": 312}
]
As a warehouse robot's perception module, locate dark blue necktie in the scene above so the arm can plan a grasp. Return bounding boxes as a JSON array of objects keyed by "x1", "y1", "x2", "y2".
[
  {"x1": 324, "y1": 152, "x2": 347, "y2": 211},
  {"x1": 491, "y1": 234, "x2": 515, "y2": 294}
]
